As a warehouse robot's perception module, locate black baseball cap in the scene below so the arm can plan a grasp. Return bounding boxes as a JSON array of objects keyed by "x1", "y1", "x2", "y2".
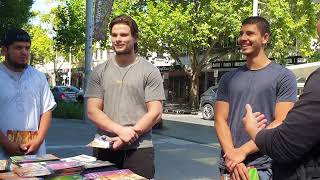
[{"x1": 0, "y1": 28, "x2": 31, "y2": 46}]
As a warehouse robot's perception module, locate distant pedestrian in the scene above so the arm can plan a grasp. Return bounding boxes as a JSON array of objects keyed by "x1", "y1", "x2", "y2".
[
  {"x1": 0, "y1": 28, "x2": 56, "y2": 159},
  {"x1": 85, "y1": 14, "x2": 165, "y2": 179},
  {"x1": 214, "y1": 16, "x2": 297, "y2": 180},
  {"x1": 243, "y1": 18, "x2": 320, "y2": 180}
]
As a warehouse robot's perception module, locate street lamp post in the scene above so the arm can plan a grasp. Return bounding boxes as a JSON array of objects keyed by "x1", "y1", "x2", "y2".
[
  {"x1": 84, "y1": 0, "x2": 93, "y2": 91},
  {"x1": 68, "y1": 47, "x2": 72, "y2": 86},
  {"x1": 253, "y1": 0, "x2": 259, "y2": 16}
]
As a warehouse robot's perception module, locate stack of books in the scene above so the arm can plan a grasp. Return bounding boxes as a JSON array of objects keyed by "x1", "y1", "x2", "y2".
[
  {"x1": 10, "y1": 154, "x2": 59, "y2": 164},
  {"x1": 5, "y1": 154, "x2": 60, "y2": 178},
  {"x1": 14, "y1": 162, "x2": 52, "y2": 177},
  {"x1": 0, "y1": 154, "x2": 147, "y2": 180},
  {"x1": 44, "y1": 160, "x2": 84, "y2": 176},
  {"x1": 0, "y1": 171, "x2": 42, "y2": 180}
]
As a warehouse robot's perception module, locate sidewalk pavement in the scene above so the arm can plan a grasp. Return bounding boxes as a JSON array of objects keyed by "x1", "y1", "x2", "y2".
[{"x1": 162, "y1": 113, "x2": 214, "y2": 127}]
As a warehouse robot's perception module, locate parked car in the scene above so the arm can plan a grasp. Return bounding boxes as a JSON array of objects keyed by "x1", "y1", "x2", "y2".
[
  {"x1": 76, "y1": 89, "x2": 84, "y2": 103},
  {"x1": 51, "y1": 86, "x2": 82, "y2": 102},
  {"x1": 200, "y1": 85, "x2": 218, "y2": 120}
]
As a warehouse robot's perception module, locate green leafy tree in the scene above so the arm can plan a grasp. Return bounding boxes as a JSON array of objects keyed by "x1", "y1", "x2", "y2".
[
  {"x1": 52, "y1": 0, "x2": 114, "y2": 68},
  {"x1": 52, "y1": 0, "x2": 86, "y2": 56},
  {"x1": 112, "y1": 0, "x2": 319, "y2": 108},
  {"x1": 262, "y1": 0, "x2": 320, "y2": 63},
  {"x1": 0, "y1": 0, "x2": 34, "y2": 37},
  {"x1": 24, "y1": 25, "x2": 55, "y2": 65}
]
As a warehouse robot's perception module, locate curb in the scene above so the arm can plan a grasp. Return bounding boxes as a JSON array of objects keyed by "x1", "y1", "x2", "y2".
[
  {"x1": 163, "y1": 109, "x2": 199, "y2": 115},
  {"x1": 163, "y1": 109, "x2": 191, "y2": 114}
]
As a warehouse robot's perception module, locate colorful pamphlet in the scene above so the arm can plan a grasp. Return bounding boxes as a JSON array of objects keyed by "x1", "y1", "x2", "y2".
[
  {"x1": 44, "y1": 160, "x2": 84, "y2": 176},
  {"x1": 45, "y1": 174, "x2": 86, "y2": 180},
  {"x1": 10, "y1": 154, "x2": 59, "y2": 164},
  {"x1": 84, "y1": 169, "x2": 147, "y2": 180},
  {"x1": 14, "y1": 162, "x2": 52, "y2": 177},
  {"x1": 45, "y1": 161, "x2": 83, "y2": 171},
  {"x1": 0, "y1": 171, "x2": 42, "y2": 180}
]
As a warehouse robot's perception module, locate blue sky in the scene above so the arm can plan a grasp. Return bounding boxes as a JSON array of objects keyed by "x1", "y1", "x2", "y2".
[{"x1": 32, "y1": 0, "x2": 58, "y2": 13}]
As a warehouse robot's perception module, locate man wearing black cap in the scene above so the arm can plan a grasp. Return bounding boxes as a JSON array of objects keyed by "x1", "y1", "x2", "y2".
[{"x1": 0, "y1": 28, "x2": 56, "y2": 159}]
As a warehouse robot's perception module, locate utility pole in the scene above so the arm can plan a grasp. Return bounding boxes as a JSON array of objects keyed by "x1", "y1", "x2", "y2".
[
  {"x1": 68, "y1": 47, "x2": 72, "y2": 86},
  {"x1": 253, "y1": 0, "x2": 259, "y2": 16},
  {"x1": 84, "y1": 0, "x2": 93, "y2": 122},
  {"x1": 84, "y1": 0, "x2": 93, "y2": 91}
]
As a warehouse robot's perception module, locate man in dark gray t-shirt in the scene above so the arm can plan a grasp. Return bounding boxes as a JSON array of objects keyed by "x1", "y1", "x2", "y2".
[
  {"x1": 84, "y1": 15, "x2": 165, "y2": 179},
  {"x1": 215, "y1": 16, "x2": 297, "y2": 180}
]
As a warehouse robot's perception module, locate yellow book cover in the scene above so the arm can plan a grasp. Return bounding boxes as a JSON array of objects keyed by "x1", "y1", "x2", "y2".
[{"x1": 7, "y1": 130, "x2": 38, "y2": 144}]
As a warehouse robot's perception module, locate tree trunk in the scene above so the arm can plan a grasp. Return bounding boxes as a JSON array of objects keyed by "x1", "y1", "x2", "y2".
[{"x1": 189, "y1": 69, "x2": 200, "y2": 109}]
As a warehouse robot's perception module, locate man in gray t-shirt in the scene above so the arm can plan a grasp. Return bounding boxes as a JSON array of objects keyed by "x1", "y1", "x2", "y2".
[
  {"x1": 215, "y1": 16, "x2": 297, "y2": 179},
  {"x1": 84, "y1": 15, "x2": 165, "y2": 179}
]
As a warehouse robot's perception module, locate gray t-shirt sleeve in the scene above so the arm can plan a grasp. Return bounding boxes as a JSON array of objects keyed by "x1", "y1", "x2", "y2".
[
  {"x1": 276, "y1": 69, "x2": 297, "y2": 102},
  {"x1": 84, "y1": 65, "x2": 105, "y2": 99},
  {"x1": 216, "y1": 73, "x2": 229, "y2": 102},
  {"x1": 145, "y1": 68, "x2": 166, "y2": 102}
]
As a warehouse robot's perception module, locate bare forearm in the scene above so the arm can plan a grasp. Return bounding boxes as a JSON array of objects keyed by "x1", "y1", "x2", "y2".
[
  {"x1": 240, "y1": 119, "x2": 283, "y2": 154},
  {"x1": 267, "y1": 102, "x2": 294, "y2": 129},
  {"x1": 134, "y1": 110, "x2": 162, "y2": 136},
  {"x1": 215, "y1": 120, "x2": 234, "y2": 153},
  {"x1": 240, "y1": 140, "x2": 259, "y2": 155},
  {"x1": 266, "y1": 119, "x2": 283, "y2": 129},
  {"x1": 87, "y1": 107, "x2": 123, "y2": 134},
  {"x1": 37, "y1": 111, "x2": 53, "y2": 141}
]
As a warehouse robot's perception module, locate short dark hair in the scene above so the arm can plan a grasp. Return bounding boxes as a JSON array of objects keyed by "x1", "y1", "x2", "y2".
[
  {"x1": 242, "y1": 16, "x2": 270, "y2": 36},
  {"x1": 109, "y1": 14, "x2": 139, "y2": 53},
  {"x1": 0, "y1": 28, "x2": 31, "y2": 47}
]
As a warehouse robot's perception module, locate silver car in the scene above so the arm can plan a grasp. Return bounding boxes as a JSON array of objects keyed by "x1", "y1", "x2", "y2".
[
  {"x1": 51, "y1": 86, "x2": 81, "y2": 102},
  {"x1": 200, "y1": 85, "x2": 218, "y2": 120}
]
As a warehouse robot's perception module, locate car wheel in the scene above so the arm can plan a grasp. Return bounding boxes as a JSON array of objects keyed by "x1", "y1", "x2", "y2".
[
  {"x1": 202, "y1": 104, "x2": 214, "y2": 120},
  {"x1": 76, "y1": 95, "x2": 84, "y2": 103}
]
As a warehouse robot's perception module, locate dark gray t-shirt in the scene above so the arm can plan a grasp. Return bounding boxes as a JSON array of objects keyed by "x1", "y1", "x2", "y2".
[
  {"x1": 217, "y1": 62, "x2": 297, "y2": 170},
  {"x1": 85, "y1": 56, "x2": 166, "y2": 149}
]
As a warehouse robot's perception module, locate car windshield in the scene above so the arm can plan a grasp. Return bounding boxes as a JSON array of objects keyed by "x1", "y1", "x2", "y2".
[
  {"x1": 59, "y1": 86, "x2": 79, "y2": 93},
  {"x1": 208, "y1": 86, "x2": 218, "y2": 93}
]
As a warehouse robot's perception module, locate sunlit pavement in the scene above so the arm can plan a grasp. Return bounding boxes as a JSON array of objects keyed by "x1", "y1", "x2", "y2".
[{"x1": 47, "y1": 115, "x2": 221, "y2": 179}]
